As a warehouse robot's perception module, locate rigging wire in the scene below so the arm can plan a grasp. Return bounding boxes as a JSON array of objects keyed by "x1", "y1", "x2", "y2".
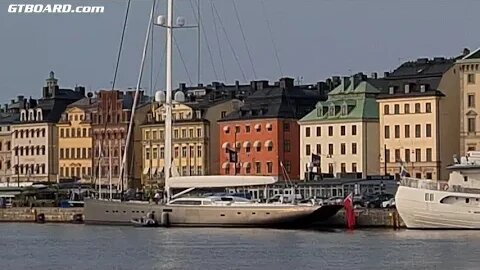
[
  {"x1": 231, "y1": 0, "x2": 257, "y2": 79},
  {"x1": 260, "y1": 0, "x2": 283, "y2": 77},
  {"x1": 189, "y1": 0, "x2": 219, "y2": 81},
  {"x1": 211, "y1": 1, "x2": 247, "y2": 82},
  {"x1": 210, "y1": 0, "x2": 227, "y2": 82},
  {"x1": 174, "y1": 36, "x2": 194, "y2": 85}
]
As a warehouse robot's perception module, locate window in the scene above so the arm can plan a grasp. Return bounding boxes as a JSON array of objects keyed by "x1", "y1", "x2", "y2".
[
  {"x1": 468, "y1": 94, "x2": 475, "y2": 108},
  {"x1": 328, "y1": 144, "x2": 333, "y2": 155},
  {"x1": 221, "y1": 111, "x2": 227, "y2": 118},
  {"x1": 182, "y1": 146, "x2": 187, "y2": 157},
  {"x1": 284, "y1": 140, "x2": 291, "y2": 152},
  {"x1": 197, "y1": 146, "x2": 202, "y2": 157},
  {"x1": 284, "y1": 123, "x2": 290, "y2": 132},
  {"x1": 404, "y1": 104, "x2": 410, "y2": 114},
  {"x1": 426, "y1": 124, "x2": 432, "y2": 137},
  {"x1": 225, "y1": 166, "x2": 230, "y2": 175},
  {"x1": 426, "y1": 173, "x2": 433, "y2": 180},
  {"x1": 340, "y1": 126, "x2": 346, "y2": 136},
  {"x1": 405, "y1": 125, "x2": 410, "y2": 138},
  {"x1": 235, "y1": 126, "x2": 240, "y2": 133},
  {"x1": 426, "y1": 148, "x2": 432, "y2": 162},
  {"x1": 316, "y1": 127, "x2": 321, "y2": 137},
  {"x1": 82, "y1": 128, "x2": 87, "y2": 137},
  {"x1": 255, "y1": 162, "x2": 261, "y2": 174},
  {"x1": 328, "y1": 126, "x2": 333, "y2": 136},
  {"x1": 352, "y1": 125, "x2": 357, "y2": 136},
  {"x1": 352, "y1": 163, "x2": 357, "y2": 172},
  {"x1": 306, "y1": 144, "x2": 311, "y2": 155},
  {"x1": 341, "y1": 143, "x2": 346, "y2": 155},
  {"x1": 405, "y1": 149, "x2": 410, "y2": 163},
  {"x1": 468, "y1": 118, "x2": 476, "y2": 133},
  {"x1": 182, "y1": 129, "x2": 187, "y2": 138},
  {"x1": 385, "y1": 149, "x2": 390, "y2": 163},
  {"x1": 66, "y1": 129, "x2": 70, "y2": 138},
  {"x1": 66, "y1": 148, "x2": 70, "y2": 159},
  {"x1": 284, "y1": 161, "x2": 291, "y2": 173},
  {"x1": 415, "y1": 124, "x2": 421, "y2": 138},
  {"x1": 267, "y1": 162, "x2": 273, "y2": 174},
  {"x1": 384, "y1": 105, "x2": 389, "y2": 115},
  {"x1": 146, "y1": 148, "x2": 151, "y2": 160},
  {"x1": 174, "y1": 129, "x2": 179, "y2": 138},
  {"x1": 174, "y1": 147, "x2": 179, "y2": 158},
  {"x1": 395, "y1": 149, "x2": 400, "y2": 162},
  {"x1": 316, "y1": 144, "x2": 321, "y2": 154},
  {"x1": 415, "y1": 149, "x2": 421, "y2": 162},
  {"x1": 60, "y1": 149, "x2": 64, "y2": 159},
  {"x1": 190, "y1": 146, "x2": 194, "y2": 157},
  {"x1": 394, "y1": 125, "x2": 400, "y2": 138},
  {"x1": 77, "y1": 148, "x2": 81, "y2": 159},
  {"x1": 60, "y1": 129, "x2": 64, "y2": 138},
  {"x1": 197, "y1": 128, "x2": 202, "y2": 138},
  {"x1": 328, "y1": 163, "x2": 334, "y2": 174},
  {"x1": 160, "y1": 147, "x2": 165, "y2": 159},
  {"x1": 267, "y1": 124, "x2": 273, "y2": 131},
  {"x1": 352, "y1": 143, "x2": 357, "y2": 155},
  {"x1": 415, "y1": 103, "x2": 421, "y2": 113},
  {"x1": 246, "y1": 125, "x2": 251, "y2": 133},
  {"x1": 468, "y1": 73, "x2": 475, "y2": 84},
  {"x1": 394, "y1": 104, "x2": 400, "y2": 114},
  {"x1": 384, "y1": 125, "x2": 390, "y2": 139},
  {"x1": 246, "y1": 165, "x2": 251, "y2": 174},
  {"x1": 305, "y1": 127, "x2": 310, "y2": 137},
  {"x1": 341, "y1": 163, "x2": 346, "y2": 173},
  {"x1": 426, "y1": 103, "x2": 432, "y2": 113}
]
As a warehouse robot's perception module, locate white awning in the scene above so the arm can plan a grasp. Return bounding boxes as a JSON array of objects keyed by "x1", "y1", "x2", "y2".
[
  {"x1": 253, "y1": 141, "x2": 261, "y2": 147},
  {"x1": 235, "y1": 142, "x2": 242, "y2": 149},
  {"x1": 266, "y1": 123, "x2": 272, "y2": 129},
  {"x1": 223, "y1": 126, "x2": 229, "y2": 132},
  {"x1": 264, "y1": 140, "x2": 273, "y2": 147},
  {"x1": 243, "y1": 162, "x2": 251, "y2": 168},
  {"x1": 222, "y1": 162, "x2": 229, "y2": 169},
  {"x1": 243, "y1": 141, "x2": 251, "y2": 147},
  {"x1": 222, "y1": 142, "x2": 231, "y2": 149},
  {"x1": 151, "y1": 168, "x2": 158, "y2": 175},
  {"x1": 167, "y1": 175, "x2": 278, "y2": 188},
  {"x1": 254, "y1": 124, "x2": 261, "y2": 130},
  {"x1": 143, "y1": 167, "x2": 150, "y2": 175}
]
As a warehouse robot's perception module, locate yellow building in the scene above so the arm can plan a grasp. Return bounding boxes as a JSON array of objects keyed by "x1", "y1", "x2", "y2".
[
  {"x1": 377, "y1": 58, "x2": 459, "y2": 180},
  {"x1": 57, "y1": 97, "x2": 95, "y2": 182},
  {"x1": 141, "y1": 90, "x2": 241, "y2": 188},
  {"x1": 458, "y1": 48, "x2": 480, "y2": 153}
]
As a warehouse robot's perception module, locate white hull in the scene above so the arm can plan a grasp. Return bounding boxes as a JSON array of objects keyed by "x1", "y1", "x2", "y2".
[{"x1": 396, "y1": 186, "x2": 480, "y2": 229}]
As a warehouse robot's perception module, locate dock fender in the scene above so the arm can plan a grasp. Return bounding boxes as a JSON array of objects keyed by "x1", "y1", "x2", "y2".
[{"x1": 36, "y1": 213, "x2": 45, "y2": 223}]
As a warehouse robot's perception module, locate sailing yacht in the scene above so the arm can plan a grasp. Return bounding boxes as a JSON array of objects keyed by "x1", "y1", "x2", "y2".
[
  {"x1": 396, "y1": 151, "x2": 480, "y2": 229},
  {"x1": 84, "y1": 0, "x2": 342, "y2": 227}
]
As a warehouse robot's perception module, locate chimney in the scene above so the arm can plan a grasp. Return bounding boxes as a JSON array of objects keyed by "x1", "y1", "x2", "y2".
[
  {"x1": 349, "y1": 76, "x2": 356, "y2": 91},
  {"x1": 384, "y1": 72, "x2": 390, "y2": 78},
  {"x1": 179, "y1": 83, "x2": 186, "y2": 91},
  {"x1": 341, "y1": 77, "x2": 349, "y2": 91},
  {"x1": 256, "y1": 80, "x2": 268, "y2": 90},
  {"x1": 75, "y1": 86, "x2": 86, "y2": 96},
  {"x1": 4, "y1": 104, "x2": 8, "y2": 111},
  {"x1": 463, "y1": 48, "x2": 471, "y2": 56},
  {"x1": 417, "y1": 58, "x2": 428, "y2": 64},
  {"x1": 10, "y1": 99, "x2": 15, "y2": 104},
  {"x1": 279, "y1": 78, "x2": 294, "y2": 89},
  {"x1": 17, "y1": 95, "x2": 24, "y2": 102},
  {"x1": 371, "y1": 72, "x2": 378, "y2": 79},
  {"x1": 404, "y1": 84, "x2": 410, "y2": 94},
  {"x1": 433, "y1": 57, "x2": 445, "y2": 62},
  {"x1": 197, "y1": 83, "x2": 203, "y2": 88},
  {"x1": 316, "y1": 82, "x2": 328, "y2": 97},
  {"x1": 250, "y1": 81, "x2": 257, "y2": 91}
]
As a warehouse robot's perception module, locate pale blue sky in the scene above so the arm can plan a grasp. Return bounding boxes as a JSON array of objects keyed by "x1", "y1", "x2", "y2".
[{"x1": 0, "y1": 0, "x2": 479, "y2": 104}]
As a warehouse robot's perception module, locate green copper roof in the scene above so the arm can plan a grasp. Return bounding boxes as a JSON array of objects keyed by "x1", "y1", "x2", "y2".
[{"x1": 299, "y1": 80, "x2": 380, "y2": 123}]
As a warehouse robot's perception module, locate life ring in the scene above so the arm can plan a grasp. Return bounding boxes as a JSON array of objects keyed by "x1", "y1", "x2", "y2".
[{"x1": 443, "y1": 184, "x2": 449, "y2": 191}]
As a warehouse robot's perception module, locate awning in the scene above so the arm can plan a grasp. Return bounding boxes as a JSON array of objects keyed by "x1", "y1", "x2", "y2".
[
  {"x1": 254, "y1": 124, "x2": 261, "y2": 130},
  {"x1": 143, "y1": 167, "x2": 150, "y2": 175},
  {"x1": 253, "y1": 141, "x2": 261, "y2": 147},
  {"x1": 243, "y1": 141, "x2": 251, "y2": 147},
  {"x1": 264, "y1": 140, "x2": 273, "y2": 147},
  {"x1": 243, "y1": 162, "x2": 251, "y2": 168},
  {"x1": 223, "y1": 126, "x2": 229, "y2": 132},
  {"x1": 151, "y1": 168, "x2": 158, "y2": 175},
  {"x1": 222, "y1": 142, "x2": 231, "y2": 149},
  {"x1": 266, "y1": 123, "x2": 272, "y2": 129},
  {"x1": 222, "y1": 162, "x2": 230, "y2": 169}
]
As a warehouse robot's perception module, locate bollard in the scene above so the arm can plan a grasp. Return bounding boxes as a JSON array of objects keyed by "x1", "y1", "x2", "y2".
[{"x1": 161, "y1": 212, "x2": 170, "y2": 227}]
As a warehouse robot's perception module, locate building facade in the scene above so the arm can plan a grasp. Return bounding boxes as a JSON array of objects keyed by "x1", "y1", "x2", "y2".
[
  {"x1": 57, "y1": 97, "x2": 96, "y2": 182},
  {"x1": 10, "y1": 72, "x2": 85, "y2": 183},
  {"x1": 299, "y1": 75, "x2": 381, "y2": 180},
  {"x1": 458, "y1": 48, "x2": 480, "y2": 154},
  {"x1": 378, "y1": 57, "x2": 460, "y2": 180},
  {"x1": 219, "y1": 78, "x2": 329, "y2": 180},
  {"x1": 0, "y1": 110, "x2": 14, "y2": 185}
]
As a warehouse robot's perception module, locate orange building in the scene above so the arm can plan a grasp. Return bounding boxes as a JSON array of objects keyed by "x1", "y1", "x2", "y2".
[{"x1": 218, "y1": 78, "x2": 329, "y2": 180}]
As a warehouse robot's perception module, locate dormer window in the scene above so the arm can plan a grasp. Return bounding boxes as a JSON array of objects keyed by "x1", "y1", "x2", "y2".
[
  {"x1": 20, "y1": 110, "x2": 26, "y2": 121},
  {"x1": 341, "y1": 104, "x2": 348, "y2": 116},
  {"x1": 28, "y1": 109, "x2": 35, "y2": 121},
  {"x1": 316, "y1": 107, "x2": 322, "y2": 117},
  {"x1": 196, "y1": 110, "x2": 201, "y2": 119},
  {"x1": 329, "y1": 105, "x2": 335, "y2": 116}
]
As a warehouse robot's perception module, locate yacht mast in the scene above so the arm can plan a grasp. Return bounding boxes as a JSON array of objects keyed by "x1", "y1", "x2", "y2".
[{"x1": 164, "y1": 0, "x2": 174, "y2": 202}]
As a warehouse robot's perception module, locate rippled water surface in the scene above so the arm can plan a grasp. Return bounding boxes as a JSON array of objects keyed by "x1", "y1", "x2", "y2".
[{"x1": 1, "y1": 224, "x2": 480, "y2": 269}]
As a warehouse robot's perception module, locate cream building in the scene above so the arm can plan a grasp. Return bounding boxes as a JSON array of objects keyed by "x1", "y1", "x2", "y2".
[
  {"x1": 378, "y1": 57, "x2": 459, "y2": 180},
  {"x1": 299, "y1": 75, "x2": 381, "y2": 179},
  {"x1": 458, "y1": 48, "x2": 480, "y2": 153},
  {"x1": 57, "y1": 97, "x2": 95, "y2": 182},
  {"x1": 141, "y1": 90, "x2": 241, "y2": 188},
  {"x1": 0, "y1": 112, "x2": 13, "y2": 185}
]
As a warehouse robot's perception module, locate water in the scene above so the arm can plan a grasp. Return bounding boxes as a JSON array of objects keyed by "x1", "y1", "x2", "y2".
[{"x1": 1, "y1": 224, "x2": 479, "y2": 270}]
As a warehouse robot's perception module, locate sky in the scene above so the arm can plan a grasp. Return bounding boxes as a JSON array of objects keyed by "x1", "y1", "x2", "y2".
[{"x1": 0, "y1": 0, "x2": 479, "y2": 104}]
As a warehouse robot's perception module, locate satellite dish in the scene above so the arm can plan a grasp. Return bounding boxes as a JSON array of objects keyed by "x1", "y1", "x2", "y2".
[
  {"x1": 155, "y1": 91, "x2": 166, "y2": 103},
  {"x1": 176, "y1": 16, "x2": 185, "y2": 27},
  {"x1": 174, "y1": 91, "x2": 185, "y2": 103}
]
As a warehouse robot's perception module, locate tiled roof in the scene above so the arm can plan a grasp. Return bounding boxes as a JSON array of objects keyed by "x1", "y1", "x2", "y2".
[
  {"x1": 461, "y1": 48, "x2": 480, "y2": 60},
  {"x1": 387, "y1": 57, "x2": 454, "y2": 79}
]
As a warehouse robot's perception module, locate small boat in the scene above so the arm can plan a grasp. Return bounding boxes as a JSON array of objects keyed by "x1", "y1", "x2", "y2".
[{"x1": 130, "y1": 217, "x2": 158, "y2": 227}]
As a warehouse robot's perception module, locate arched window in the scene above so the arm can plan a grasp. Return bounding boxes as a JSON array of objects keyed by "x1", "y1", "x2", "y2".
[
  {"x1": 19, "y1": 130, "x2": 23, "y2": 138},
  {"x1": 41, "y1": 146, "x2": 45, "y2": 155},
  {"x1": 36, "y1": 129, "x2": 40, "y2": 137},
  {"x1": 41, "y1": 129, "x2": 45, "y2": 137},
  {"x1": 20, "y1": 110, "x2": 26, "y2": 121},
  {"x1": 31, "y1": 129, "x2": 35, "y2": 137},
  {"x1": 37, "y1": 109, "x2": 43, "y2": 121},
  {"x1": 28, "y1": 109, "x2": 35, "y2": 121}
]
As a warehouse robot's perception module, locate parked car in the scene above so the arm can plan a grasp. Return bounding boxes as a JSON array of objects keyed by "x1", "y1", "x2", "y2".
[
  {"x1": 325, "y1": 196, "x2": 344, "y2": 205},
  {"x1": 365, "y1": 193, "x2": 394, "y2": 208},
  {"x1": 381, "y1": 198, "x2": 396, "y2": 208}
]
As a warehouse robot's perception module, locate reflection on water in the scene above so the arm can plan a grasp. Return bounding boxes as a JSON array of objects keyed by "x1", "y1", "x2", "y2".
[{"x1": 0, "y1": 224, "x2": 479, "y2": 270}]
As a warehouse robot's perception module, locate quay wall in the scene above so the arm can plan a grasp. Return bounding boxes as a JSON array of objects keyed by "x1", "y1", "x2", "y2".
[
  {"x1": 0, "y1": 208, "x2": 83, "y2": 223},
  {"x1": 320, "y1": 208, "x2": 405, "y2": 228}
]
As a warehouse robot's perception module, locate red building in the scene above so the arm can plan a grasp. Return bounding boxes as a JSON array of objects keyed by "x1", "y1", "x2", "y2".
[{"x1": 218, "y1": 78, "x2": 329, "y2": 180}]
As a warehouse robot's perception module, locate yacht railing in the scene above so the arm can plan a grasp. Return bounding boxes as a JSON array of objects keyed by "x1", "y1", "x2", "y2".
[{"x1": 400, "y1": 177, "x2": 480, "y2": 194}]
